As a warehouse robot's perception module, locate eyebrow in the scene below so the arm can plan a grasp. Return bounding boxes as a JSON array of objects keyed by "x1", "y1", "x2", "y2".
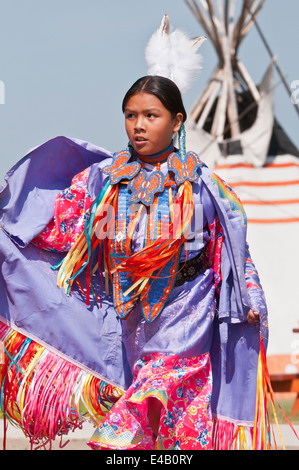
[{"x1": 124, "y1": 107, "x2": 161, "y2": 113}]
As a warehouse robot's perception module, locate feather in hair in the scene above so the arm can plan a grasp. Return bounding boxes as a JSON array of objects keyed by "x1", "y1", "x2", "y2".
[{"x1": 145, "y1": 14, "x2": 206, "y2": 94}]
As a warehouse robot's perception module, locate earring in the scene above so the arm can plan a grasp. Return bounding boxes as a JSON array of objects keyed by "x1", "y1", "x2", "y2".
[
  {"x1": 126, "y1": 141, "x2": 134, "y2": 158},
  {"x1": 178, "y1": 123, "x2": 186, "y2": 160}
]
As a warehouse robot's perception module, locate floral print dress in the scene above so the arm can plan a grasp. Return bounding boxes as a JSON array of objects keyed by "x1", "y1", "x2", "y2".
[{"x1": 88, "y1": 352, "x2": 213, "y2": 450}]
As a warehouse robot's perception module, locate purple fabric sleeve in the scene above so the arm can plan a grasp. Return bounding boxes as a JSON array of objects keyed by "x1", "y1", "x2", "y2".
[{"x1": 0, "y1": 136, "x2": 112, "y2": 246}]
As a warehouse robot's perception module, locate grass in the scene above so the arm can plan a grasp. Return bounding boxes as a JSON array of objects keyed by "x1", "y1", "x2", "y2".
[{"x1": 273, "y1": 399, "x2": 299, "y2": 425}]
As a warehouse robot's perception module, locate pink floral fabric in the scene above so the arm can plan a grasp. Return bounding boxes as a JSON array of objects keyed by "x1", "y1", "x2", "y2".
[
  {"x1": 88, "y1": 352, "x2": 213, "y2": 450},
  {"x1": 32, "y1": 168, "x2": 93, "y2": 252}
]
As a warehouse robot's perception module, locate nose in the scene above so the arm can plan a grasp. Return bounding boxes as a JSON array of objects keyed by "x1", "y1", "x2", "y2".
[{"x1": 134, "y1": 115, "x2": 145, "y2": 132}]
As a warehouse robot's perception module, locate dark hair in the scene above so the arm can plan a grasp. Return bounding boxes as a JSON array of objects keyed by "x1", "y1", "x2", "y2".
[{"x1": 122, "y1": 75, "x2": 187, "y2": 122}]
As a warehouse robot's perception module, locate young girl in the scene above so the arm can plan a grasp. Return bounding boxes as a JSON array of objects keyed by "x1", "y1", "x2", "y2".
[
  {"x1": 0, "y1": 75, "x2": 269, "y2": 450},
  {"x1": 85, "y1": 75, "x2": 266, "y2": 450}
]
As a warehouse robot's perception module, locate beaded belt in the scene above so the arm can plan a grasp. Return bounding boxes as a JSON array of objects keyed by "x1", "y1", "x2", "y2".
[{"x1": 175, "y1": 252, "x2": 206, "y2": 287}]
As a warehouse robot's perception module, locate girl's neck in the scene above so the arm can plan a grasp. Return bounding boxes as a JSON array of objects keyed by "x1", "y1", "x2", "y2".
[{"x1": 131, "y1": 141, "x2": 174, "y2": 165}]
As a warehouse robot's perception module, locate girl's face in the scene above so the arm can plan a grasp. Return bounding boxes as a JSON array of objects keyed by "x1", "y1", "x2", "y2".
[{"x1": 124, "y1": 92, "x2": 183, "y2": 156}]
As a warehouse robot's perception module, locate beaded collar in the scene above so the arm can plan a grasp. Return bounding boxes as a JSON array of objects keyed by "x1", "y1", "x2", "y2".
[{"x1": 103, "y1": 142, "x2": 203, "y2": 206}]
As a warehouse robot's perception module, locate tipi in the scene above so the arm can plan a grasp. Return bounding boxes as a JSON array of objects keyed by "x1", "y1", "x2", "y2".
[{"x1": 184, "y1": 0, "x2": 299, "y2": 358}]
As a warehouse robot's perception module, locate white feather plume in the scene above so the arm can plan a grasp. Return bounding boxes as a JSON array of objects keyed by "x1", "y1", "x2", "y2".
[{"x1": 145, "y1": 15, "x2": 206, "y2": 94}]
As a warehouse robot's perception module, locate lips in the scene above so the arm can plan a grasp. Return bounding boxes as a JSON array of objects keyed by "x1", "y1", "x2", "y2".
[{"x1": 133, "y1": 137, "x2": 148, "y2": 149}]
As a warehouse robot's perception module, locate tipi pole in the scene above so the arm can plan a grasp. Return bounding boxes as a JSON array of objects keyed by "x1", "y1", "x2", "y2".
[
  {"x1": 190, "y1": 67, "x2": 222, "y2": 122},
  {"x1": 233, "y1": 0, "x2": 250, "y2": 51},
  {"x1": 187, "y1": 0, "x2": 224, "y2": 64},
  {"x1": 217, "y1": 0, "x2": 241, "y2": 137},
  {"x1": 250, "y1": 10, "x2": 299, "y2": 117},
  {"x1": 190, "y1": 67, "x2": 219, "y2": 116},
  {"x1": 211, "y1": 72, "x2": 228, "y2": 138},
  {"x1": 197, "y1": 69, "x2": 224, "y2": 129},
  {"x1": 238, "y1": 0, "x2": 267, "y2": 47},
  {"x1": 236, "y1": 60, "x2": 261, "y2": 103}
]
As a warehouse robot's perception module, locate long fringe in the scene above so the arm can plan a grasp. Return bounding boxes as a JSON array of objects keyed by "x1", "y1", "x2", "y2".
[
  {"x1": 253, "y1": 334, "x2": 299, "y2": 450},
  {"x1": 56, "y1": 182, "x2": 119, "y2": 304},
  {"x1": 0, "y1": 322, "x2": 123, "y2": 449},
  {"x1": 56, "y1": 180, "x2": 195, "y2": 305},
  {"x1": 212, "y1": 418, "x2": 254, "y2": 450},
  {"x1": 2, "y1": 323, "x2": 299, "y2": 450},
  {"x1": 212, "y1": 335, "x2": 299, "y2": 450},
  {"x1": 111, "y1": 180, "x2": 194, "y2": 298}
]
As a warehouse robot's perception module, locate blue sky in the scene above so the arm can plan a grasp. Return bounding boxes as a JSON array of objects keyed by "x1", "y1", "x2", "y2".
[{"x1": 0, "y1": 0, "x2": 298, "y2": 184}]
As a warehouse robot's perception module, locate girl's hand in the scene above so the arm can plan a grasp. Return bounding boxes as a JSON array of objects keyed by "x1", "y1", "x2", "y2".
[{"x1": 247, "y1": 309, "x2": 260, "y2": 324}]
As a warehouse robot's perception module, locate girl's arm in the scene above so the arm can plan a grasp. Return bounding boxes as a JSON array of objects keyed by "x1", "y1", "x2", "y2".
[{"x1": 244, "y1": 242, "x2": 267, "y2": 323}]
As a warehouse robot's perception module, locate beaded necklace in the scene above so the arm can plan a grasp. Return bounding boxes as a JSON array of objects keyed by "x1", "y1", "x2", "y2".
[{"x1": 103, "y1": 140, "x2": 203, "y2": 206}]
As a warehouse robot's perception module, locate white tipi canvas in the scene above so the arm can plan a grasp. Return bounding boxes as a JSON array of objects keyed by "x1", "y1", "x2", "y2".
[{"x1": 184, "y1": 0, "x2": 299, "y2": 358}]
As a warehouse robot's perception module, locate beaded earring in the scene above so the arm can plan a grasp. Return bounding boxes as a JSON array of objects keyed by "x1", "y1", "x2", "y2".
[
  {"x1": 127, "y1": 141, "x2": 134, "y2": 158},
  {"x1": 178, "y1": 122, "x2": 187, "y2": 160}
]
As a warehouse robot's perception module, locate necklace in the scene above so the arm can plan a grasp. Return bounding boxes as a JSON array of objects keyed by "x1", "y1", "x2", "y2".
[{"x1": 103, "y1": 143, "x2": 203, "y2": 206}]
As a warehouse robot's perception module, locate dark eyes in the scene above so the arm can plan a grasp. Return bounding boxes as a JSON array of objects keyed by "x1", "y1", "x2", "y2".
[{"x1": 125, "y1": 113, "x2": 157, "y2": 119}]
